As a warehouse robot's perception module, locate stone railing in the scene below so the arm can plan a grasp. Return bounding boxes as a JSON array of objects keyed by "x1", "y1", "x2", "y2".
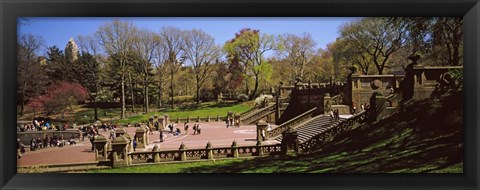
[
  {"x1": 331, "y1": 94, "x2": 342, "y2": 105},
  {"x1": 298, "y1": 110, "x2": 369, "y2": 154},
  {"x1": 240, "y1": 106, "x2": 260, "y2": 118},
  {"x1": 240, "y1": 104, "x2": 276, "y2": 125},
  {"x1": 125, "y1": 142, "x2": 282, "y2": 165},
  {"x1": 170, "y1": 116, "x2": 227, "y2": 124},
  {"x1": 266, "y1": 107, "x2": 318, "y2": 139}
]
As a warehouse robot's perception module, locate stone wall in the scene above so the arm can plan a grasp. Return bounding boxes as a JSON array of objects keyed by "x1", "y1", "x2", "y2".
[
  {"x1": 410, "y1": 65, "x2": 462, "y2": 101},
  {"x1": 351, "y1": 74, "x2": 404, "y2": 112}
]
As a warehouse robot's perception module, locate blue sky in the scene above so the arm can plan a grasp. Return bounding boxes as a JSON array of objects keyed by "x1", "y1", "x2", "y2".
[{"x1": 19, "y1": 17, "x2": 358, "y2": 56}]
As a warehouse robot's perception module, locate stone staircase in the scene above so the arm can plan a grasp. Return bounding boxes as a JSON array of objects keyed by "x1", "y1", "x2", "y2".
[
  {"x1": 240, "y1": 104, "x2": 276, "y2": 125},
  {"x1": 275, "y1": 115, "x2": 346, "y2": 143}
]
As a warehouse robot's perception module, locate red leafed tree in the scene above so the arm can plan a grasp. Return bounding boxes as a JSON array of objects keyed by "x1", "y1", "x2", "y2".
[{"x1": 28, "y1": 82, "x2": 88, "y2": 118}]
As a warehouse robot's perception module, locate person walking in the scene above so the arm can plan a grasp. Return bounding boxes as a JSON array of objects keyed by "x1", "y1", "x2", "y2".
[
  {"x1": 159, "y1": 130, "x2": 164, "y2": 142},
  {"x1": 133, "y1": 138, "x2": 137, "y2": 152},
  {"x1": 197, "y1": 124, "x2": 201, "y2": 135},
  {"x1": 184, "y1": 123, "x2": 189, "y2": 135},
  {"x1": 109, "y1": 128, "x2": 116, "y2": 140}
]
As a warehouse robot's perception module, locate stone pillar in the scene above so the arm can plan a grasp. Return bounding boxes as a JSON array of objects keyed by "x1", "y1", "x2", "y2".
[
  {"x1": 142, "y1": 125, "x2": 149, "y2": 145},
  {"x1": 231, "y1": 140, "x2": 239, "y2": 158},
  {"x1": 216, "y1": 115, "x2": 220, "y2": 121},
  {"x1": 257, "y1": 119, "x2": 268, "y2": 141},
  {"x1": 135, "y1": 127, "x2": 146, "y2": 149},
  {"x1": 179, "y1": 142, "x2": 187, "y2": 161},
  {"x1": 369, "y1": 91, "x2": 387, "y2": 122},
  {"x1": 123, "y1": 133, "x2": 133, "y2": 153},
  {"x1": 176, "y1": 117, "x2": 180, "y2": 123},
  {"x1": 115, "y1": 128, "x2": 126, "y2": 138},
  {"x1": 324, "y1": 93, "x2": 332, "y2": 114},
  {"x1": 206, "y1": 141, "x2": 213, "y2": 160},
  {"x1": 93, "y1": 135, "x2": 108, "y2": 161},
  {"x1": 256, "y1": 120, "x2": 268, "y2": 142},
  {"x1": 158, "y1": 117, "x2": 165, "y2": 130},
  {"x1": 152, "y1": 145, "x2": 160, "y2": 163},
  {"x1": 234, "y1": 114, "x2": 241, "y2": 128},
  {"x1": 186, "y1": 116, "x2": 190, "y2": 123},
  {"x1": 206, "y1": 116, "x2": 210, "y2": 122},
  {"x1": 255, "y1": 140, "x2": 264, "y2": 156},
  {"x1": 196, "y1": 116, "x2": 200, "y2": 122},
  {"x1": 281, "y1": 127, "x2": 299, "y2": 156},
  {"x1": 164, "y1": 114, "x2": 169, "y2": 126},
  {"x1": 110, "y1": 136, "x2": 128, "y2": 167},
  {"x1": 148, "y1": 116, "x2": 154, "y2": 129}
]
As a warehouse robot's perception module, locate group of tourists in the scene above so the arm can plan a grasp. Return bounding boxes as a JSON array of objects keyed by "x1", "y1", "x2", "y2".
[
  {"x1": 17, "y1": 120, "x2": 71, "y2": 132},
  {"x1": 329, "y1": 109, "x2": 341, "y2": 121},
  {"x1": 29, "y1": 133, "x2": 77, "y2": 151}
]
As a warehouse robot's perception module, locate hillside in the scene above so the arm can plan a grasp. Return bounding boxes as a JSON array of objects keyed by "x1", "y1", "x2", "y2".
[{"x1": 90, "y1": 89, "x2": 463, "y2": 173}]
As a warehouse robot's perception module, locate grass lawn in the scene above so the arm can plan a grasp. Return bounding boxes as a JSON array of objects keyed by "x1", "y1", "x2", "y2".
[
  {"x1": 118, "y1": 102, "x2": 252, "y2": 124},
  {"x1": 18, "y1": 101, "x2": 253, "y2": 125}
]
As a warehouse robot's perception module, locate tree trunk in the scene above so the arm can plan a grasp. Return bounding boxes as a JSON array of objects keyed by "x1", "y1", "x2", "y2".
[
  {"x1": 250, "y1": 76, "x2": 259, "y2": 100},
  {"x1": 158, "y1": 80, "x2": 163, "y2": 108},
  {"x1": 130, "y1": 79, "x2": 135, "y2": 113},
  {"x1": 144, "y1": 71, "x2": 149, "y2": 113},
  {"x1": 121, "y1": 73, "x2": 126, "y2": 119},
  {"x1": 20, "y1": 83, "x2": 27, "y2": 116},
  {"x1": 196, "y1": 83, "x2": 201, "y2": 104},
  {"x1": 170, "y1": 68, "x2": 174, "y2": 109},
  {"x1": 93, "y1": 99, "x2": 98, "y2": 120}
]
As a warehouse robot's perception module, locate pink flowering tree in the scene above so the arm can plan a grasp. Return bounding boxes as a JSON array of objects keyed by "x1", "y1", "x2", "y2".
[{"x1": 28, "y1": 82, "x2": 89, "y2": 119}]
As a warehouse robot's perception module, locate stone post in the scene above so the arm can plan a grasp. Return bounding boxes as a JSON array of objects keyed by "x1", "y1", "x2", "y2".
[
  {"x1": 164, "y1": 114, "x2": 169, "y2": 126},
  {"x1": 206, "y1": 116, "x2": 210, "y2": 122},
  {"x1": 206, "y1": 141, "x2": 213, "y2": 160},
  {"x1": 176, "y1": 117, "x2": 180, "y2": 123},
  {"x1": 231, "y1": 140, "x2": 239, "y2": 158},
  {"x1": 142, "y1": 125, "x2": 150, "y2": 145},
  {"x1": 148, "y1": 116, "x2": 154, "y2": 129},
  {"x1": 110, "y1": 136, "x2": 128, "y2": 167},
  {"x1": 115, "y1": 128, "x2": 125, "y2": 138},
  {"x1": 196, "y1": 116, "x2": 200, "y2": 122},
  {"x1": 234, "y1": 114, "x2": 241, "y2": 128},
  {"x1": 216, "y1": 115, "x2": 220, "y2": 121},
  {"x1": 135, "y1": 127, "x2": 146, "y2": 149},
  {"x1": 93, "y1": 135, "x2": 108, "y2": 161},
  {"x1": 281, "y1": 127, "x2": 299, "y2": 156},
  {"x1": 179, "y1": 142, "x2": 187, "y2": 161},
  {"x1": 152, "y1": 145, "x2": 160, "y2": 163},
  {"x1": 324, "y1": 93, "x2": 332, "y2": 114},
  {"x1": 255, "y1": 140, "x2": 263, "y2": 156},
  {"x1": 186, "y1": 116, "x2": 190, "y2": 123},
  {"x1": 158, "y1": 117, "x2": 165, "y2": 130},
  {"x1": 369, "y1": 91, "x2": 387, "y2": 121},
  {"x1": 123, "y1": 133, "x2": 133, "y2": 153},
  {"x1": 256, "y1": 120, "x2": 269, "y2": 142}
]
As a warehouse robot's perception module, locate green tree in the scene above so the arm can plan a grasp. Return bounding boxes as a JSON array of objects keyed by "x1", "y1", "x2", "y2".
[
  {"x1": 95, "y1": 20, "x2": 137, "y2": 119},
  {"x1": 224, "y1": 28, "x2": 276, "y2": 100},
  {"x1": 132, "y1": 29, "x2": 160, "y2": 113},
  {"x1": 277, "y1": 32, "x2": 316, "y2": 81},
  {"x1": 17, "y1": 34, "x2": 47, "y2": 116},
  {"x1": 340, "y1": 18, "x2": 407, "y2": 74},
  {"x1": 182, "y1": 29, "x2": 221, "y2": 104}
]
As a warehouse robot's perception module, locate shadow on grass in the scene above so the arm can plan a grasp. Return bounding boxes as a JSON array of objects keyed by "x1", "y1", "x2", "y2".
[{"x1": 179, "y1": 90, "x2": 463, "y2": 173}]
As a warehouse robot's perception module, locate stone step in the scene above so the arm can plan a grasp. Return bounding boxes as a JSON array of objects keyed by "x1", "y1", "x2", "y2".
[{"x1": 275, "y1": 115, "x2": 345, "y2": 143}]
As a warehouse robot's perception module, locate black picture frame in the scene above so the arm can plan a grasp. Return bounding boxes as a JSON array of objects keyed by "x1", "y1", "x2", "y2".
[{"x1": 1, "y1": 0, "x2": 479, "y2": 189}]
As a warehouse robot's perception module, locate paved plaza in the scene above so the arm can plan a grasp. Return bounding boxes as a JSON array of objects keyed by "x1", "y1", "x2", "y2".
[{"x1": 17, "y1": 122, "x2": 279, "y2": 167}]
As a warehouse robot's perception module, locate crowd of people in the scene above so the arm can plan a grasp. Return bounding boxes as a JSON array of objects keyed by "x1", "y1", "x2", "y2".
[{"x1": 17, "y1": 120, "x2": 74, "y2": 132}]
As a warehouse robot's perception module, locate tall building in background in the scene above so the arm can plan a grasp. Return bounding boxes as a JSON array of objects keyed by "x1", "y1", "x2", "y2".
[{"x1": 65, "y1": 37, "x2": 79, "y2": 63}]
